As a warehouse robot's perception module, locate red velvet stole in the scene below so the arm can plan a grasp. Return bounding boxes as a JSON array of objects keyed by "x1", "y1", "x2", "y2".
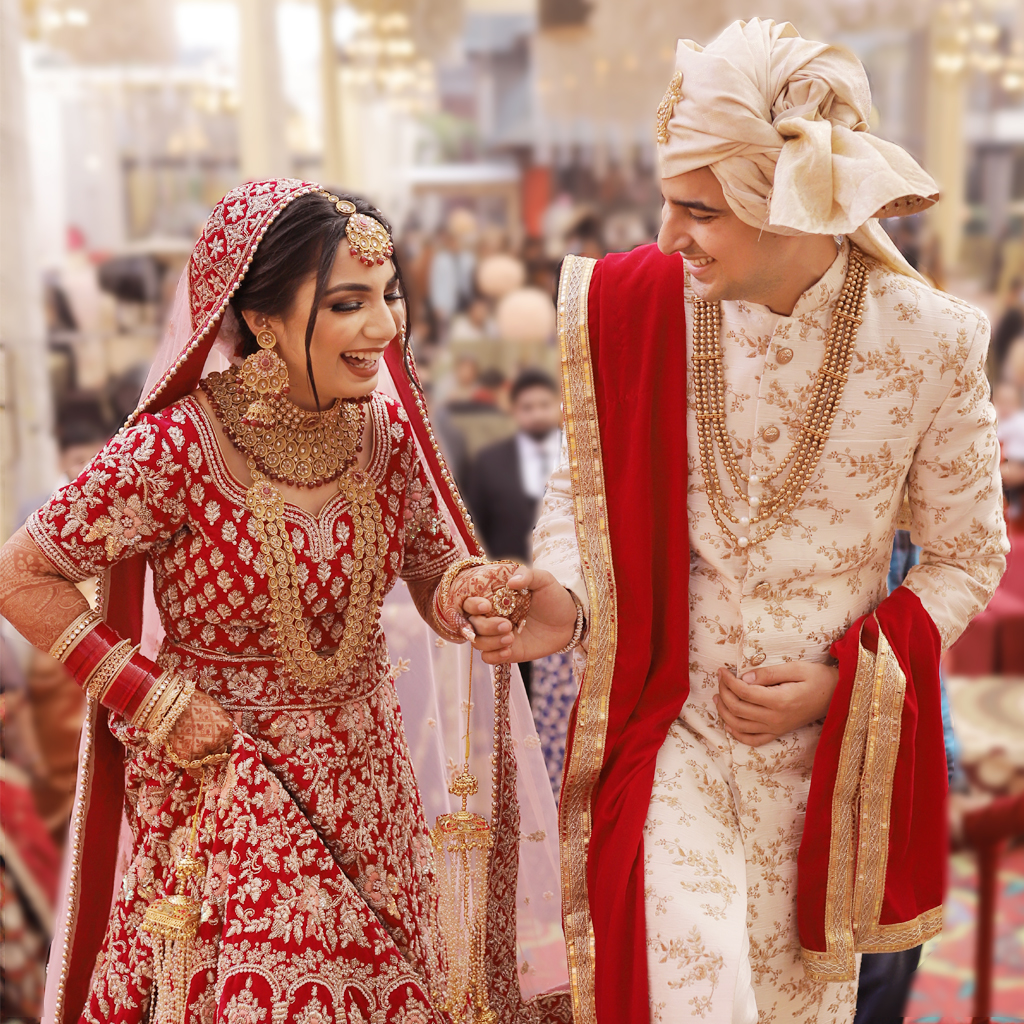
[
  {"x1": 558, "y1": 244, "x2": 690, "y2": 1023},
  {"x1": 54, "y1": 331, "x2": 481, "y2": 1023},
  {"x1": 798, "y1": 585, "x2": 947, "y2": 977}
]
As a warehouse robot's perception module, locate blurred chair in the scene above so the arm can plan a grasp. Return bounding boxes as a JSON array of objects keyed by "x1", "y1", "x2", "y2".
[{"x1": 961, "y1": 794, "x2": 1024, "y2": 1022}]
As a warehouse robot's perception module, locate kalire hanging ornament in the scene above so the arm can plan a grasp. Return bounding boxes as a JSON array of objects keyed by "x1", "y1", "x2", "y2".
[
  {"x1": 430, "y1": 653, "x2": 497, "y2": 1024},
  {"x1": 239, "y1": 328, "x2": 289, "y2": 428}
]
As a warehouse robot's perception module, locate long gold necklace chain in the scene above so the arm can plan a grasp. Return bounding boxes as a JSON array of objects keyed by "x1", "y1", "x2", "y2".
[
  {"x1": 245, "y1": 463, "x2": 388, "y2": 688},
  {"x1": 692, "y1": 250, "x2": 869, "y2": 551}
]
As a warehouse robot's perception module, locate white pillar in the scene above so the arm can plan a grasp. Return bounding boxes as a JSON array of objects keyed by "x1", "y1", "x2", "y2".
[
  {"x1": 238, "y1": 0, "x2": 288, "y2": 180},
  {"x1": 0, "y1": 0, "x2": 59, "y2": 540},
  {"x1": 925, "y1": 27, "x2": 967, "y2": 275},
  {"x1": 318, "y1": 0, "x2": 344, "y2": 186}
]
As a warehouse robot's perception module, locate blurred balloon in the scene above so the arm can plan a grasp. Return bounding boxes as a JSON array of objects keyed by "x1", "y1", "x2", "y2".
[
  {"x1": 477, "y1": 254, "x2": 526, "y2": 299},
  {"x1": 496, "y1": 287, "x2": 556, "y2": 344},
  {"x1": 447, "y1": 207, "x2": 478, "y2": 241}
]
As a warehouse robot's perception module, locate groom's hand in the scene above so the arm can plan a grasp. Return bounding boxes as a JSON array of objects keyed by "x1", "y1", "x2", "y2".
[
  {"x1": 463, "y1": 567, "x2": 579, "y2": 664},
  {"x1": 714, "y1": 662, "x2": 839, "y2": 746}
]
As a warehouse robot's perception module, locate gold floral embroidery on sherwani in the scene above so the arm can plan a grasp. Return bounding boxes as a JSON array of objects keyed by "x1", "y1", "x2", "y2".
[{"x1": 535, "y1": 241, "x2": 1006, "y2": 1023}]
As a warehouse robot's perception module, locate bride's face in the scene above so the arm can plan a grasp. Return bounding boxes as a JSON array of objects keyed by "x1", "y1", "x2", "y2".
[{"x1": 248, "y1": 240, "x2": 404, "y2": 408}]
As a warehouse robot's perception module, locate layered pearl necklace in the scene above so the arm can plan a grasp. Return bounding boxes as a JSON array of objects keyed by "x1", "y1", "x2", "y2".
[{"x1": 692, "y1": 248, "x2": 869, "y2": 552}]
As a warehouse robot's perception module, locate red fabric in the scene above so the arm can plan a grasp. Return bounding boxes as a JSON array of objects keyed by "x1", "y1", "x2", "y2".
[
  {"x1": 0, "y1": 778, "x2": 61, "y2": 907},
  {"x1": 562, "y1": 244, "x2": 690, "y2": 1023},
  {"x1": 798, "y1": 586, "x2": 947, "y2": 954}
]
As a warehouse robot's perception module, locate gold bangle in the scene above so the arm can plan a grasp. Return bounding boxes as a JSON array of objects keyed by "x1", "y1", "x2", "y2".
[
  {"x1": 142, "y1": 674, "x2": 188, "y2": 735},
  {"x1": 437, "y1": 556, "x2": 490, "y2": 610},
  {"x1": 50, "y1": 609, "x2": 102, "y2": 663},
  {"x1": 553, "y1": 591, "x2": 586, "y2": 654},
  {"x1": 132, "y1": 669, "x2": 173, "y2": 729},
  {"x1": 83, "y1": 640, "x2": 137, "y2": 702},
  {"x1": 148, "y1": 676, "x2": 197, "y2": 749}
]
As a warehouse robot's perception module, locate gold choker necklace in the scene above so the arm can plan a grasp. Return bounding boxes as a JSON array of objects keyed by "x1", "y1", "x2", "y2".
[
  {"x1": 692, "y1": 248, "x2": 868, "y2": 552},
  {"x1": 202, "y1": 367, "x2": 366, "y2": 488}
]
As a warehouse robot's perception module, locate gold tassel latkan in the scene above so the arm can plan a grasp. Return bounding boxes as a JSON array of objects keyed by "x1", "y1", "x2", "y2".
[
  {"x1": 429, "y1": 656, "x2": 496, "y2": 1024},
  {"x1": 142, "y1": 752, "x2": 227, "y2": 1024}
]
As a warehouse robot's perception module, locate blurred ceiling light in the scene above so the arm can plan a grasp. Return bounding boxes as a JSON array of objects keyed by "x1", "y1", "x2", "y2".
[
  {"x1": 974, "y1": 22, "x2": 1001, "y2": 44},
  {"x1": 934, "y1": 50, "x2": 968, "y2": 74},
  {"x1": 1003, "y1": 71, "x2": 1024, "y2": 91},
  {"x1": 64, "y1": 7, "x2": 89, "y2": 26}
]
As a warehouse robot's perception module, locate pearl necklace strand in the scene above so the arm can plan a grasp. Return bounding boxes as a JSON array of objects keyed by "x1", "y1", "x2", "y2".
[{"x1": 692, "y1": 249, "x2": 869, "y2": 551}]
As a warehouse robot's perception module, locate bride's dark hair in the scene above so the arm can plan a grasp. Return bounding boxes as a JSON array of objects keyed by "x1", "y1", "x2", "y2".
[{"x1": 229, "y1": 190, "x2": 408, "y2": 407}]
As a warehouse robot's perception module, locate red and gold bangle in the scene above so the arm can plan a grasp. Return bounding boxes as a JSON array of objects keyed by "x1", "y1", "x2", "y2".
[
  {"x1": 430, "y1": 585, "x2": 468, "y2": 642},
  {"x1": 104, "y1": 652, "x2": 158, "y2": 721},
  {"x1": 49, "y1": 609, "x2": 102, "y2": 663},
  {"x1": 61, "y1": 619, "x2": 122, "y2": 682},
  {"x1": 83, "y1": 640, "x2": 137, "y2": 702}
]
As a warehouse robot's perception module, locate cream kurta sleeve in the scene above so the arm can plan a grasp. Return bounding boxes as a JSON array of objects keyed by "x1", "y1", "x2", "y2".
[
  {"x1": 532, "y1": 438, "x2": 589, "y2": 619},
  {"x1": 903, "y1": 309, "x2": 1008, "y2": 649}
]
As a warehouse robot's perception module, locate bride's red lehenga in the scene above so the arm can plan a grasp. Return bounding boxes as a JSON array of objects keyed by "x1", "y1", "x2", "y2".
[
  {"x1": 21, "y1": 180, "x2": 575, "y2": 1024},
  {"x1": 29, "y1": 389, "x2": 457, "y2": 1022}
]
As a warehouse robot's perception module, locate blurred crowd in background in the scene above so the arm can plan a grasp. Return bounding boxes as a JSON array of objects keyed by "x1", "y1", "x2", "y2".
[{"x1": 6, "y1": 0, "x2": 1024, "y2": 1020}]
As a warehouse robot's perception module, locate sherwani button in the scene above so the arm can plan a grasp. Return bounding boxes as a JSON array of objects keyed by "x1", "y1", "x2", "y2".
[
  {"x1": 776, "y1": 347, "x2": 794, "y2": 364},
  {"x1": 761, "y1": 425, "x2": 780, "y2": 443},
  {"x1": 749, "y1": 652, "x2": 766, "y2": 666},
  {"x1": 753, "y1": 582, "x2": 771, "y2": 599}
]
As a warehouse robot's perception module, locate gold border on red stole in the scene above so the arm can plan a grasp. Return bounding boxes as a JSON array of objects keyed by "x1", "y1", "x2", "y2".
[
  {"x1": 555, "y1": 254, "x2": 618, "y2": 1024},
  {"x1": 801, "y1": 627, "x2": 943, "y2": 981}
]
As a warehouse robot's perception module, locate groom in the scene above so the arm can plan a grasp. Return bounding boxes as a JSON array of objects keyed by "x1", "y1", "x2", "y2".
[{"x1": 457, "y1": 18, "x2": 1006, "y2": 1024}]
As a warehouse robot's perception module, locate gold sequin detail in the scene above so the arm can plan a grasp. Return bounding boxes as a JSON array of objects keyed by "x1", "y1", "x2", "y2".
[{"x1": 656, "y1": 71, "x2": 683, "y2": 144}]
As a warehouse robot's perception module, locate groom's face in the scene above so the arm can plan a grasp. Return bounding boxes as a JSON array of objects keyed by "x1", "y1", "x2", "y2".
[{"x1": 658, "y1": 167, "x2": 790, "y2": 305}]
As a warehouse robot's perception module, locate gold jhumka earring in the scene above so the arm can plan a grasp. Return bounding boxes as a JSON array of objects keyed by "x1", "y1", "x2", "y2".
[
  {"x1": 141, "y1": 752, "x2": 229, "y2": 1024},
  {"x1": 430, "y1": 653, "x2": 497, "y2": 1024},
  {"x1": 240, "y1": 327, "x2": 289, "y2": 428}
]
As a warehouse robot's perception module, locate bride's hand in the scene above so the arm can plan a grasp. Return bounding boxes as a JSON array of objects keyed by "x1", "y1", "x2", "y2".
[
  {"x1": 165, "y1": 689, "x2": 234, "y2": 761},
  {"x1": 441, "y1": 561, "x2": 530, "y2": 636},
  {"x1": 464, "y1": 567, "x2": 578, "y2": 665}
]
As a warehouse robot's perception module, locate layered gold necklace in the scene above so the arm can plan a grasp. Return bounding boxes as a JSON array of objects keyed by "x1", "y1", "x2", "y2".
[
  {"x1": 203, "y1": 366, "x2": 366, "y2": 488},
  {"x1": 692, "y1": 248, "x2": 868, "y2": 552},
  {"x1": 202, "y1": 368, "x2": 387, "y2": 688}
]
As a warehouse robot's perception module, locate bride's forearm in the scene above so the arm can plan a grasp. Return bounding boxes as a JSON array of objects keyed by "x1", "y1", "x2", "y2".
[
  {"x1": 0, "y1": 527, "x2": 90, "y2": 651},
  {"x1": 406, "y1": 574, "x2": 466, "y2": 642}
]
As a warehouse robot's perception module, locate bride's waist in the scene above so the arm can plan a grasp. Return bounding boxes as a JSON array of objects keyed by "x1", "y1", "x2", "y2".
[{"x1": 157, "y1": 634, "x2": 391, "y2": 709}]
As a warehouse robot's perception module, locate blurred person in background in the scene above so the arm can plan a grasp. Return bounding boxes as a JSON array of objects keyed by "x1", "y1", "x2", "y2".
[
  {"x1": 990, "y1": 278, "x2": 1024, "y2": 382},
  {"x1": 465, "y1": 369, "x2": 561, "y2": 701},
  {"x1": 449, "y1": 293, "x2": 497, "y2": 343},
  {"x1": 0, "y1": 637, "x2": 61, "y2": 1023},
  {"x1": 0, "y1": 181, "x2": 561, "y2": 1024},
  {"x1": 995, "y1": 381, "x2": 1024, "y2": 529},
  {"x1": 459, "y1": 19, "x2": 1005, "y2": 1024}
]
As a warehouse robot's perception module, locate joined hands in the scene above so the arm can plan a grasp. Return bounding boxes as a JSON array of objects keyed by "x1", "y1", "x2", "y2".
[{"x1": 458, "y1": 566, "x2": 579, "y2": 665}]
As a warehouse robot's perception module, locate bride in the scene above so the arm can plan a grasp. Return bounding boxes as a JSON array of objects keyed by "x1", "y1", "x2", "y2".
[{"x1": 0, "y1": 180, "x2": 570, "y2": 1024}]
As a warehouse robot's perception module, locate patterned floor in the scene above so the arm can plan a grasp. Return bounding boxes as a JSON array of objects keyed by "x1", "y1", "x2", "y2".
[{"x1": 904, "y1": 846, "x2": 1024, "y2": 1022}]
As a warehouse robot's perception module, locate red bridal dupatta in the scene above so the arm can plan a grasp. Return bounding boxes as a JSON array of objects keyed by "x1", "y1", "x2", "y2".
[
  {"x1": 44, "y1": 179, "x2": 571, "y2": 1024},
  {"x1": 555, "y1": 245, "x2": 948, "y2": 1024}
]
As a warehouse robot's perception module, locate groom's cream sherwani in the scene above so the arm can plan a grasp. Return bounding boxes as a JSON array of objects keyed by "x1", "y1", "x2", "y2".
[{"x1": 534, "y1": 242, "x2": 1006, "y2": 1023}]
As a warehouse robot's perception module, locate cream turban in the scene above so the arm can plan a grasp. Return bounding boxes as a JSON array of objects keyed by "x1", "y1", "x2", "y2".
[{"x1": 656, "y1": 19, "x2": 938, "y2": 282}]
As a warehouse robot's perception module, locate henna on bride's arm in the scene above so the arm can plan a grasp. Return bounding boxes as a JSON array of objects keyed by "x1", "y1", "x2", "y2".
[
  {"x1": 0, "y1": 527, "x2": 91, "y2": 651},
  {"x1": 406, "y1": 573, "x2": 464, "y2": 641}
]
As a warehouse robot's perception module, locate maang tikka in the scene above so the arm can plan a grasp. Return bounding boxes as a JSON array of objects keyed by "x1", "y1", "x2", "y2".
[
  {"x1": 240, "y1": 327, "x2": 289, "y2": 428},
  {"x1": 319, "y1": 192, "x2": 395, "y2": 267}
]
